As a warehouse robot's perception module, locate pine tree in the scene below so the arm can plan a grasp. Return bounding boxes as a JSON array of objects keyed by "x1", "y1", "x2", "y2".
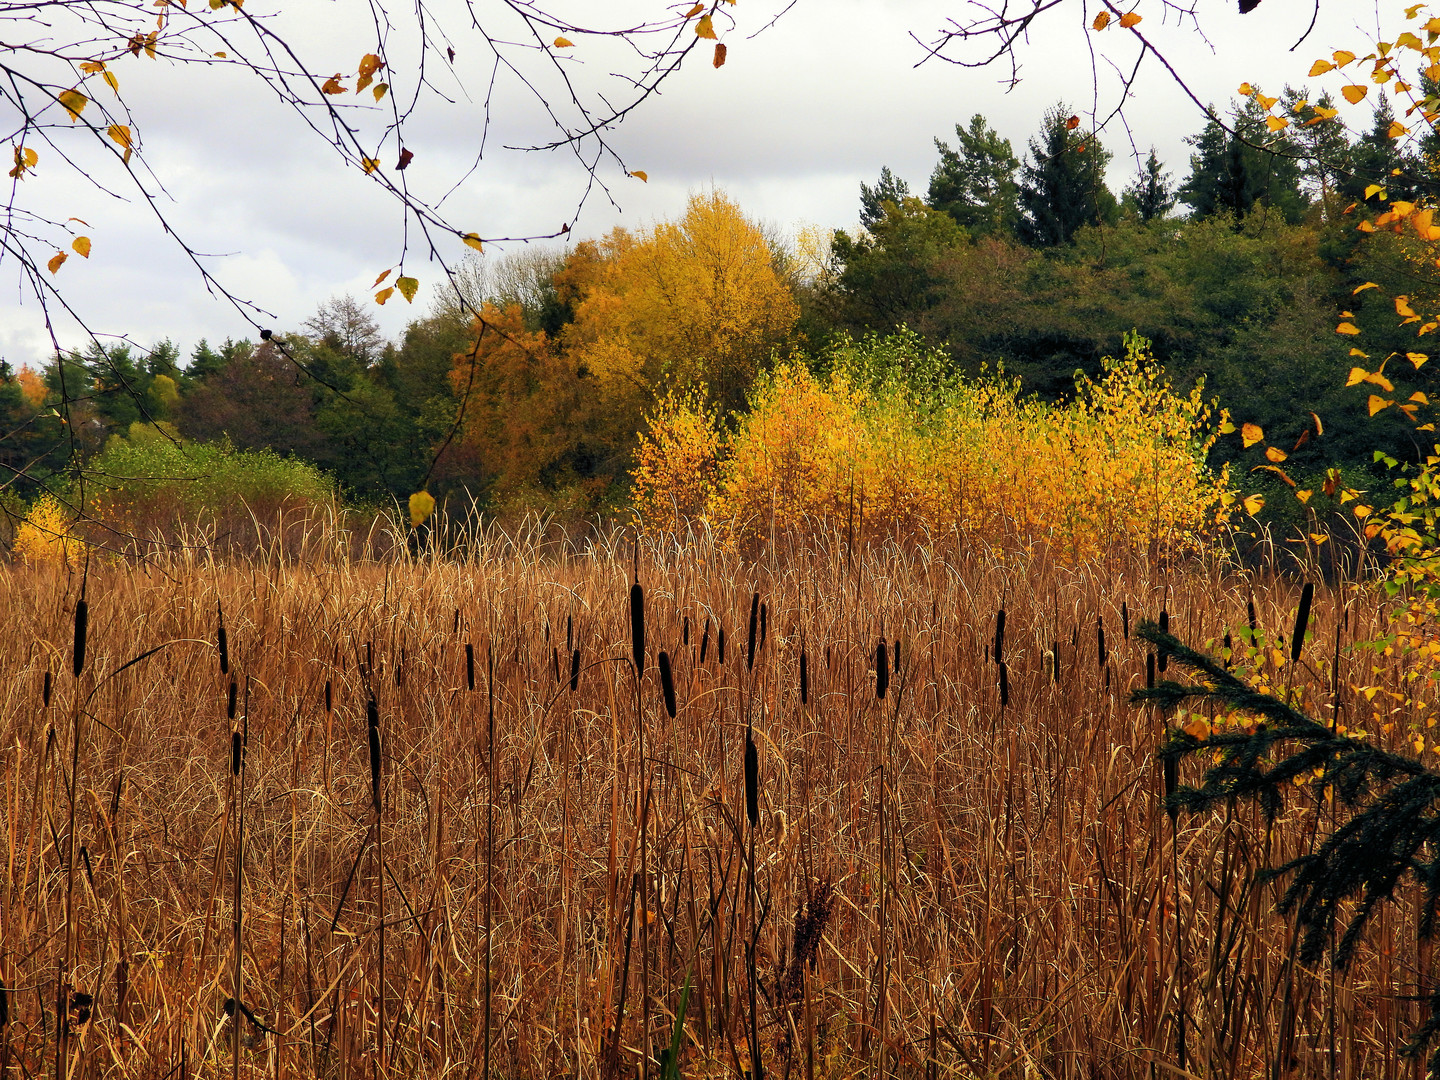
[
  {"x1": 1016, "y1": 104, "x2": 1118, "y2": 247},
  {"x1": 859, "y1": 167, "x2": 912, "y2": 231},
  {"x1": 1124, "y1": 148, "x2": 1175, "y2": 222},
  {"x1": 927, "y1": 114, "x2": 1020, "y2": 237},
  {"x1": 1178, "y1": 96, "x2": 1308, "y2": 223}
]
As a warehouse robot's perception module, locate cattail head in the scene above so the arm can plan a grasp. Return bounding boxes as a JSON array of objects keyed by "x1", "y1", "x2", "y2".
[
  {"x1": 1223, "y1": 630, "x2": 1233, "y2": 669},
  {"x1": 466, "y1": 642, "x2": 475, "y2": 691},
  {"x1": 367, "y1": 695, "x2": 382, "y2": 812},
  {"x1": 1122, "y1": 601, "x2": 1129, "y2": 641},
  {"x1": 700, "y1": 618, "x2": 710, "y2": 663},
  {"x1": 217, "y1": 603, "x2": 229, "y2": 675},
  {"x1": 875, "y1": 639, "x2": 889, "y2": 699},
  {"x1": 453, "y1": 608, "x2": 460, "y2": 635},
  {"x1": 1096, "y1": 616, "x2": 1107, "y2": 669},
  {"x1": 324, "y1": 679, "x2": 332, "y2": 713},
  {"x1": 72, "y1": 596, "x2": 88, "y2": 679},
  {"x1": 570, "y1": 648, "x2": 580, "y2": 692},
  {"x1": 744, "y1": 730, "x2": 759, "y2": 826},
  {"x1": 1247, "y1": 596, "x2": 1257, "y2": 636},
  {"x1": 747, "y1": 592, "x2": 759, "y2": 671},
  {"x1": 1157, "y1": 608, "x2": 1169, "y2": 673},
  {"x1": 683, "y1": 616, "x2": 690, "y2": 647},
  {"x1": 1291, "y1": 582, "x2": 1314, "y2": 664},
  {"x1": 998, "y1": 661, "x2": 1009, "y2": 707},
  {"x1": 718, "y1": 624, "x2": 726, "y2": 665},
  {"x1": 630, "y1": 582, "x2": 645, "y2": 674},
  {"x1": 1146, "y1": 652, "x2": 1155, "y2": 689},
  {"x1": 658, "y1": 651, "x2": 677, "y2": 718},
  {"x1": 227, "y1": 679, "x2": 238, "y2": 721},
  {"x1": 566, "y1": 614, "x2": 573, "y2": 652},
  {"x1": 799, "y1": 651, "x2": 808, "y2": 705},
  {"x1": 994, "y1": 608, "x2": 1006, "y2": 666},
  {"x1": 231, "y1": 730, "x2": 242, "y2": 775},
  {"x1": 43, "y1": 671, "x2": 52, "y2": 708}
]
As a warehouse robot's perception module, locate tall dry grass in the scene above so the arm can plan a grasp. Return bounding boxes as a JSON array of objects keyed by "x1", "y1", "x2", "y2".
[{"x1": 0, "y1": 520, "x2": 1425, "y2": 1079}]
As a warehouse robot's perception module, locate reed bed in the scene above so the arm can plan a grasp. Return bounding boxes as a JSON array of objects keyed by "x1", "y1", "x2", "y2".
[{"x1": 0, "y1": 523, "x2": 1423, "y2": 1079}]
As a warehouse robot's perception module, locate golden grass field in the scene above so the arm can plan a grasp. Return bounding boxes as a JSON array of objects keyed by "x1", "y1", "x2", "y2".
[{"x1": 0, "y1": 524, "x2": 1428, "y2": 1079}]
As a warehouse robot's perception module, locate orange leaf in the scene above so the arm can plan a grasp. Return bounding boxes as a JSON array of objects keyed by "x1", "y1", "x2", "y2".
[
  {"x1": 1342, "y1": 84, "x2": 1368, "y2": 104},
  {"x1": 1118, "y1": 11, "x2": 1141, "y2": 27},
  {"x1": 713, "y1": 42, "x2": 726, "y2": 67},
  {"x1": 47, "y1": 251, "x2": 67, "y2": 274},
  {"x1": 1241, "y1": 422, "x2": 1264, "y2": 448},
  {"x1": 1370, "y1": 394, "x2": 1394, "y2": 416},
  {"x1": 71, "y1": 236, "x2": 90, "y2": 258},
  {"x1": 1337, "y1": 321, "x2": 1361, "y2": 334},
  {"x1": 1092, "y1": 10, "x2": 1111, "y2": 29},
  {"x1": 630, "y1": 170, "x2": 648, "y2": 182},
  {"x1": 1265, "y1": 445, "x2": 1287, "y2": 462}
]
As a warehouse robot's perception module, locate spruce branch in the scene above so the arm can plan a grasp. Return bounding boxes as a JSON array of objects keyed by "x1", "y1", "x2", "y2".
[{"x1": 1133, "y1": 621, "x2": 1440, "y2": 1074}]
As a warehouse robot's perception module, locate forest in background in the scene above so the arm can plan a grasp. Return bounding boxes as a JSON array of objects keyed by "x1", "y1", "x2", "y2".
[{"x1": 4, "y1": 85, "x2": 1436, "y2": 546}]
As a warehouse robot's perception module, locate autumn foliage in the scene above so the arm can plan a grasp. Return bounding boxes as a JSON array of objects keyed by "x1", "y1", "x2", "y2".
[{"x1": 634, "y1": 333, "x2": 1230, "y2": 560}]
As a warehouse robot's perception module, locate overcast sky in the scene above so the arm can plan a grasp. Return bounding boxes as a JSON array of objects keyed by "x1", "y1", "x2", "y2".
[{"x1": 0, "y1": 0, "x2": 1383, "y2": 370}]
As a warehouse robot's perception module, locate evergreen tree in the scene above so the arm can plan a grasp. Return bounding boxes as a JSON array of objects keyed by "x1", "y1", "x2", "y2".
[
  {"x1": 1016, "y1": 104, "x2": 1118, "y2": 247},
  {"x1": 927, "y1": 114, "x2": 1020, "y2": 237},
  {"x1": 1341, "y1": 97, "x2": 1420, "y2": 205},
  {"x1": 1178, "y1": 96, "x2": 1308, "y2": 223},
  {"x1": 859, "y1": 166, "x2": 912, "y2": 231},
  {"x1": 1123, "y1": 149, "x2": 1175, "y2": 222}
]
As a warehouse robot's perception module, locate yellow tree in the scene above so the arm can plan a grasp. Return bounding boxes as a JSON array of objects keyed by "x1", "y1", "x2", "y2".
[
  {"x1": 559, "y1": 190, "x2": 800, "y2": 436},
  {"x1": 445, "y1": 304, "x2": 600, "y2": 512}
]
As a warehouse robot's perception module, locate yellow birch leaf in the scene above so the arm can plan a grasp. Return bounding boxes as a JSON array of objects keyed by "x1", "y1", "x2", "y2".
[
  {"x1": 1343, "y1": 84, "x2": 1369, "y2": 103},
  {"x1": 1265, "y1": 446, "x2": 1288, "y2": 462},
  {"x1": 1412, "y1": 391, "x2": 1431, "y2": 404},
  {"x1": 1266, "y1": 115, "x2": 1290, "y2": 131},
  {"x1": 1310, "y1": 59, "x2": 1334, "y2": 76},
  {"x1": 1092, "y1": 10, "x2": 1111, "y2": 29},
  {"x1": 630, "y1": 170, "x2": 648, "y2": 181},
  {"x1": 1297, "y1": 490, "x2": 1313, "y2": 504},
  {"x1": 361, "y1": 157, "x2": 380, "y2": 174},
  {"x1": 1242, "y1": 422, "x2": 1264, "y2": 447},
  {"x1": 1334, "y1": 50, "x2": 1356, "y2": 66},
  {"x1": 396, "y1": 275, "x2": 419, "y2": 303},
  {"x1": 1357, "y1": 220, "x2": 1377, "y2": 232},
  {"x1": 374, "y1": 286, "x2": 395, "y2": 305},
  {"x1": 462, "y1": 232, "x2": 484, "y2": 252},
  {"x1": 58, "y1": 89, "x2": 87, "y2": 120},
  {"x1": 1238, "y1": 82, "x2": 1254, "y2": 96},
  {"x1": 1118, "y1": 11, "x2": 1141, "y2": 27},
  {"x1": 553, "y1": 36, "x2": 574, "y2": 47},
  {"x1": 1366, "y1": 371, "x2": 1394, "y2": 391},
  {"x1": 685, "y1": 3, "x2": 704, "y2": 15},
  {"x1": 1257, "y1": 93, "x2": 1278, "y2": 111},
  {"x1": 1398, "y1": 294, "x2": 1418, "y2": 317},
  {"x1": 1219, "y1": 419, "x2": 1237, "y2": 434},
  {"x1": 1347, "y1": 366, "x2": 1370, "y2": 386},
  {"x1": 107, "y1": 124, "x2": 132, "y2": 150},
  {"x1": 1354, "y1": 280, "x2": 1380, "y2": 291},
  {"x1": 373, "y1": 268, "x2": 393, "y2": 287},
  {"x1": 1337, "y1": 321, "x2": 1361, "y2": 334},
  {"x1": 47, "y1": 252, "x2": 67, "y2": 274},
  {"x1": 358, "y1": 53, "x2": 382, "y2": 77},
  {"x1": 1390, "y1": 120, "x2": 1409, "y2": 138},
  {"x1": 695, "y1": 14, "x2": 716, "y2": 38},
  {"x1": 21, "y1": 147, "x2": 37, "y2": 167},
  {"x1": 1408, "y1": 351, "x2": 1429, "y2": 368},
  {"x1": 71, "y1": 236, "x2": 90, "y2": 258},
  {"x1": 80, "y1": 61, "x2": 106, "y2": 74},
  {"x1": 1370, "y1": 394, "x2": 1394, "y2": 415},
  {"x1": 373, "y1": 82, "x2": 388, "y2": 102},
  {"x1": 1243, "y1": 493, "x2": 1265, "y2": 515},
  {"x1": 1355, "y1": 504, "x2": 1373, "y2": 518}
]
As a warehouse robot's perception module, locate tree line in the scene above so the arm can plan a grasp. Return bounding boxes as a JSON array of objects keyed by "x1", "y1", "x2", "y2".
[{"x1": 2, "y1": 87, "x2": 1434, "y2": 525}]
